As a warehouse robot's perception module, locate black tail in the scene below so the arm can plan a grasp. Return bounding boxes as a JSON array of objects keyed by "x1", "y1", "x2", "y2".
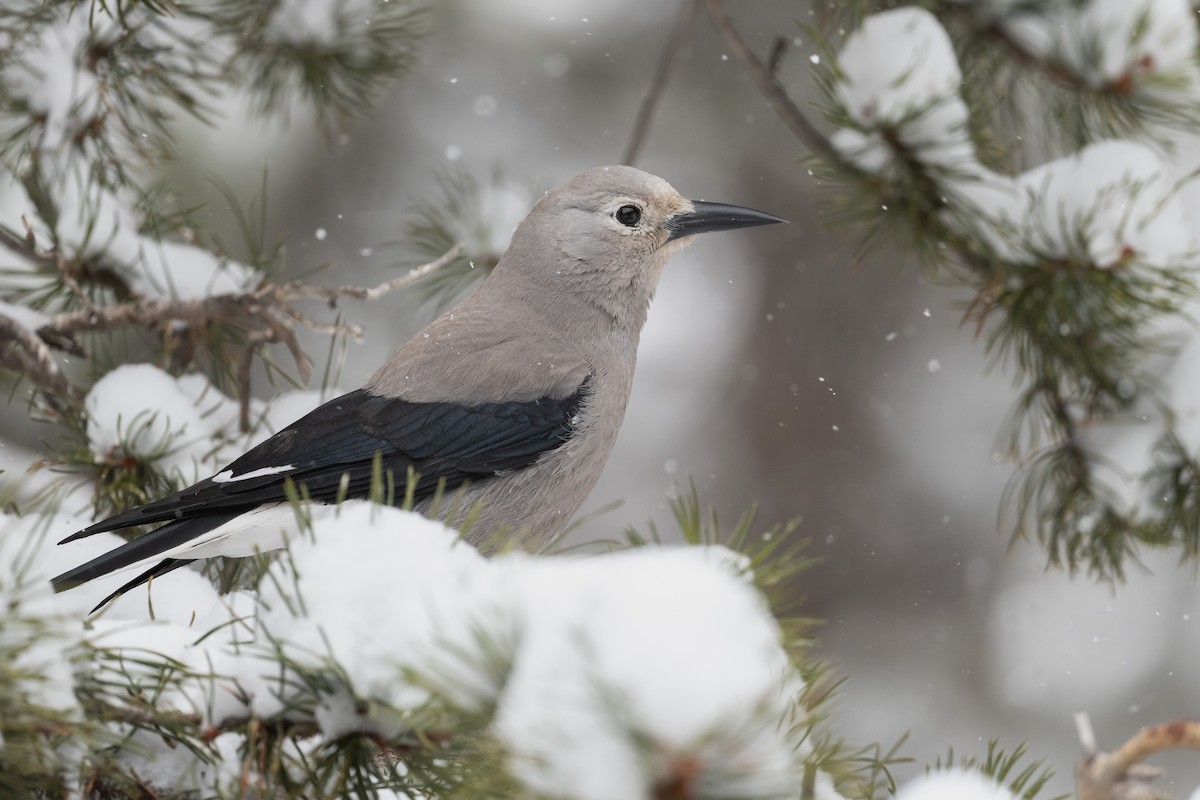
[
  {"x1": 51, "y1": 511, "x2": 241, "y2": 593},
  {"x1": 90, "y1": 559, "x2": 195, "y2": 613}
]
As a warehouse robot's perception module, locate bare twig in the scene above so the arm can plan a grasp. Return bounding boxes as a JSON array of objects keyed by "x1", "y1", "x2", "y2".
[
  {"x1": 1074, "y1": 713, "x2": 1200, "y2": 800},
  {"x1": 0, "y1": 313, "x2": 80, "y2": 417},
  {"x1": 0, "y1": 221, "x2": 56, "y2": 270},
  {"x1": 621, "y1": 0, "x2": 703, "y2": 166},
  {"x1": 40, "y1": 244, "x2": 464, "y2": 340},
  {"x1": 0, "y1": 244, "x2": 462, "y2": 429},
  {"x1": 705, "y1": 0, "x2": 860, "y2": 175},
  {"x1": 279, "y1": 243, "x2": 464, "y2": 302},
  {"x1": 766, "y1": 35, "x2": 788, "y2": 76},
  {"x1": 238, "y1": 329, "x2": 276, "y2": 431}
]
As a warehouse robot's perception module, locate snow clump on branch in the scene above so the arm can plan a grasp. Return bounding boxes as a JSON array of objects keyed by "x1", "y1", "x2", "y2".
[
  {"x1": 101, "y1": 501, "x2": 813, "y2": 798},
  {"x1": 829, "y1": 8, "x2": 979, "y2": 176},
  {"x1": 968, "y1": 140, "x2": 1196, "y2": 271},
  {"x1": 894, "y1": 768, "x2": 1017, "y2": 800},
  {"x1": 84, "y1": 365, "x2": 333, "y2": 485},
  {"x1": 1001, "y1": 0, "x2": 1200, "y2": 98}
]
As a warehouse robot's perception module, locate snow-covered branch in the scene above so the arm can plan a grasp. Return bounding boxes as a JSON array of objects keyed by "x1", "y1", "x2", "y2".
[
  {"x1": 0, "y1": 497, "x2": 853, "y2": 799},
  {"x1": 715, "y1": 0, "x2": 1200, "y2": 578},
  {"x1": 0, "y1": 245, "x2": 461, "y2": 428}
]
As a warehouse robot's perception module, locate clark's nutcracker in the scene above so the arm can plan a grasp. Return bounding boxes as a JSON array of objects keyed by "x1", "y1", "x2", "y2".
[{"x1": 52, "y1": 165, "x2": 784, "y2": 606}]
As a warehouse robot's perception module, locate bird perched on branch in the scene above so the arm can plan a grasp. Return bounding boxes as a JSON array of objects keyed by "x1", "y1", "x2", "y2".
[{"x1": 52, "y1": 165, "x2": 785, "y2": 608}]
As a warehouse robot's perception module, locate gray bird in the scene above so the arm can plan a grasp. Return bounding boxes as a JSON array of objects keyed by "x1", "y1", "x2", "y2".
[{"x1": 51, "y1": 165, "x2": 784, "y2": 607}]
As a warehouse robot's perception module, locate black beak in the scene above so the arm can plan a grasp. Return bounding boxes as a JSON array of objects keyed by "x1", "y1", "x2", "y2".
[{"x1": 667, "y1": 200, "x2": 787, "y2": 241}]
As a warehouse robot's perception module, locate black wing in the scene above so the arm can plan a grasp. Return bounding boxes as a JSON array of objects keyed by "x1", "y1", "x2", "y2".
[{"x1": 51, "y1": 379, "x2": 589, "y2": 594}]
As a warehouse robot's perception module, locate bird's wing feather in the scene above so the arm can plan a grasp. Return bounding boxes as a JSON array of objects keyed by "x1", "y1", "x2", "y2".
[{"x1": 62, "y1": 378, "x2": 590, "y2": 542}]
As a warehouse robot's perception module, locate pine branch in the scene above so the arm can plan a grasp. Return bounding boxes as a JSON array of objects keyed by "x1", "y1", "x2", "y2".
[
  {"x1": 40, "y1": 241, "x2": 461, "y2": 341},
  {"x1": 713, "y1": 3, "x2": 1200, "y2": 578},
  {"x1": 0, "y1": 244, "x2": 460, "y2": 432},
  {"x1": 935, "y1": 4, "x2": 1091, "y2": 92}
]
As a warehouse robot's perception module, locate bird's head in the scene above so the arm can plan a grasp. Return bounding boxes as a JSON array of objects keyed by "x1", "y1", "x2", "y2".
[{"x1": 497, "y1": 165, "x2": 784, "y2": 328}]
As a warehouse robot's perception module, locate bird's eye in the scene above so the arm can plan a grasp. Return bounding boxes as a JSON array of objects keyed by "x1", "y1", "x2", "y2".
[{"x1": 615, "y1": 204, "x2": 642, "y2": 227}]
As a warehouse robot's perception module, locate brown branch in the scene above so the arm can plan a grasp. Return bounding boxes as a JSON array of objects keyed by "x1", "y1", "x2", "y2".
[
  {"x1": 278, "y1": 243, "x2": 463, "y2": 302},
  {"x1": 237, "y1": 330, "x2": 274, "y2": 431},
  {"x1": 1074, "y1": 713, "x2": 1200, "y2": 800},
  {"x1": 621, "y1": 0, "x2": 703, "y2": 167},
  {"x1": 765, "y1": 35, "x2": 788, "y2": 76},
  {"x1": 40, "y1": 244, "x2": 463, "y2": 340},
  {"x1": 0, "y1": 244, "x2": 461, "y2": 430},
  {"x1": 0, "y1": 220, "x2": 56, "y2": 270},
  {"x1": 0, "y1": 313, "x2": 81, "y2": 418},
  {"x1": 704, "y1": 0, "x2": 860, "y2": 175}
]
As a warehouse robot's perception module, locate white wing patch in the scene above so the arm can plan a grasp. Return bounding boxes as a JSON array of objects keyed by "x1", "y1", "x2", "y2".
[
  {"x1": 83, "y1": 503, "x2": 339, "y2": 586},
  {"x1": 212, "y1": 464, "x2": 296, "y2": 484}
]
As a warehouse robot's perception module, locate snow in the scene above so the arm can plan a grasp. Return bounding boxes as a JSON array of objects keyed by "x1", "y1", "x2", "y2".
[
  {"x1": 424, "y1": 178, "x2": 535, "y2": 264},
  {"x1": 494, "y1": 546, "x2": 802, "y2": 800},
  {"x1": 111, "y1": 727, "x2": 244, "y2": 797},
  {"x1": 175, "y1": 373, "x2": 243, "y2": 438},
  {"x1": 252, "y1": 502, "x2": 508, "y2": 727},
  {"x1": 1, "y1": 11, "x2": 111, "y2": 150},
  {"x1": 46, "y1": 175, "x2": 254, "y2": 300},
  {"x1": 2, "y1": 4, "x2": 247, "y2": 301},
  {"x1": 831, "y1": 8, "x2": 978, "y2": 176},
  {"x1": 830, "y1": 9, "x2": 1199, "y2": 278},
  {"x1": 95, "y1": 500, "x2": 806, "y2": 797},
  {"x1": 85, "y1": 364, "x2": 238, "y2": 484},
  {"x1": 0, "y1": 506, "x2": 239, "y2": 720},
  {"x1": 0, "y1": 513, "x2": 92, "y2": 714},
  {"x1": 3, "y1": 445, "x2": 809, "y2": 798},
  {"x1": 2, "y1": 6, "x2": 226, "y2": 158},
  {"x1": 4, "y1": 164, "x2": 254, "y2": 303},
  {"x1": 461, "y1": 182, "x2": 534, "y2": 258},
  {"x1": 1162, "y1": 302, "x2": 1200, "y2": 449},
  {"x1": 834, "y1": 8, "x2": 1199, "y2": 521},
  {"x1": 836, "y1": 8, "x2": 960, "y2": 123},
  {"x1": 264, "y1": 0, "x2": 376, "y2": 47},
  {"x1": 1002, "y1": 0, "x2": 1200, "y2": 98},
  {"x1": 956, "y1": 141, "x2": 1197, "y2": 518},
  {"x1": 0, "y1": 299, "x2": 49, "y2": 331},
  {"x1": 895, "y1": 768, "x2": 1017, "y2": 800},
  {"x1": 970, "y1": 140, "x2": 1197, "y2": 270},
  {"x1": 250, "y1": 388, "x2": 332, "y2": 441}
]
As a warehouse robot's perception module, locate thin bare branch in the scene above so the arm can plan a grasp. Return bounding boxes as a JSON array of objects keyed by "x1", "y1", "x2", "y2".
[
  {"x1": 37, "y1": 245, "x2": 463, "y2": 341},
  {"x1": 766, "y1": 35, "x2": 788, "y2": 77},
  {"x1": 0, "y1": 222, "x2": 57, "y2": 270},
  {"x1": 281, "y1": 243, "x2": 464, "y2": 303},
  {"x1": 0, "y1": 244, "x2": 461, "y2": 429},
  {"x1": 238, "y1": 329, "x2": 276, "y2": 432},
  {"x1": 1075, "y1": 715, "x2": 1200, "y2": 800},
  {"x1": 621, "y1": 0, "x2": 703, "y2": 167},
  {"x1": 0, "y1": 313, "x2": 80, "y2": 417},
  {"x1": 705, "y1": 0, "x2": 862, "y2": 176}
]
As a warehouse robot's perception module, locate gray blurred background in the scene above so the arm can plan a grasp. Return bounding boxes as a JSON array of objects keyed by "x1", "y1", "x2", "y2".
[{"x1": 7, "y1": 1, "x2": 1200, "y2": 795}]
